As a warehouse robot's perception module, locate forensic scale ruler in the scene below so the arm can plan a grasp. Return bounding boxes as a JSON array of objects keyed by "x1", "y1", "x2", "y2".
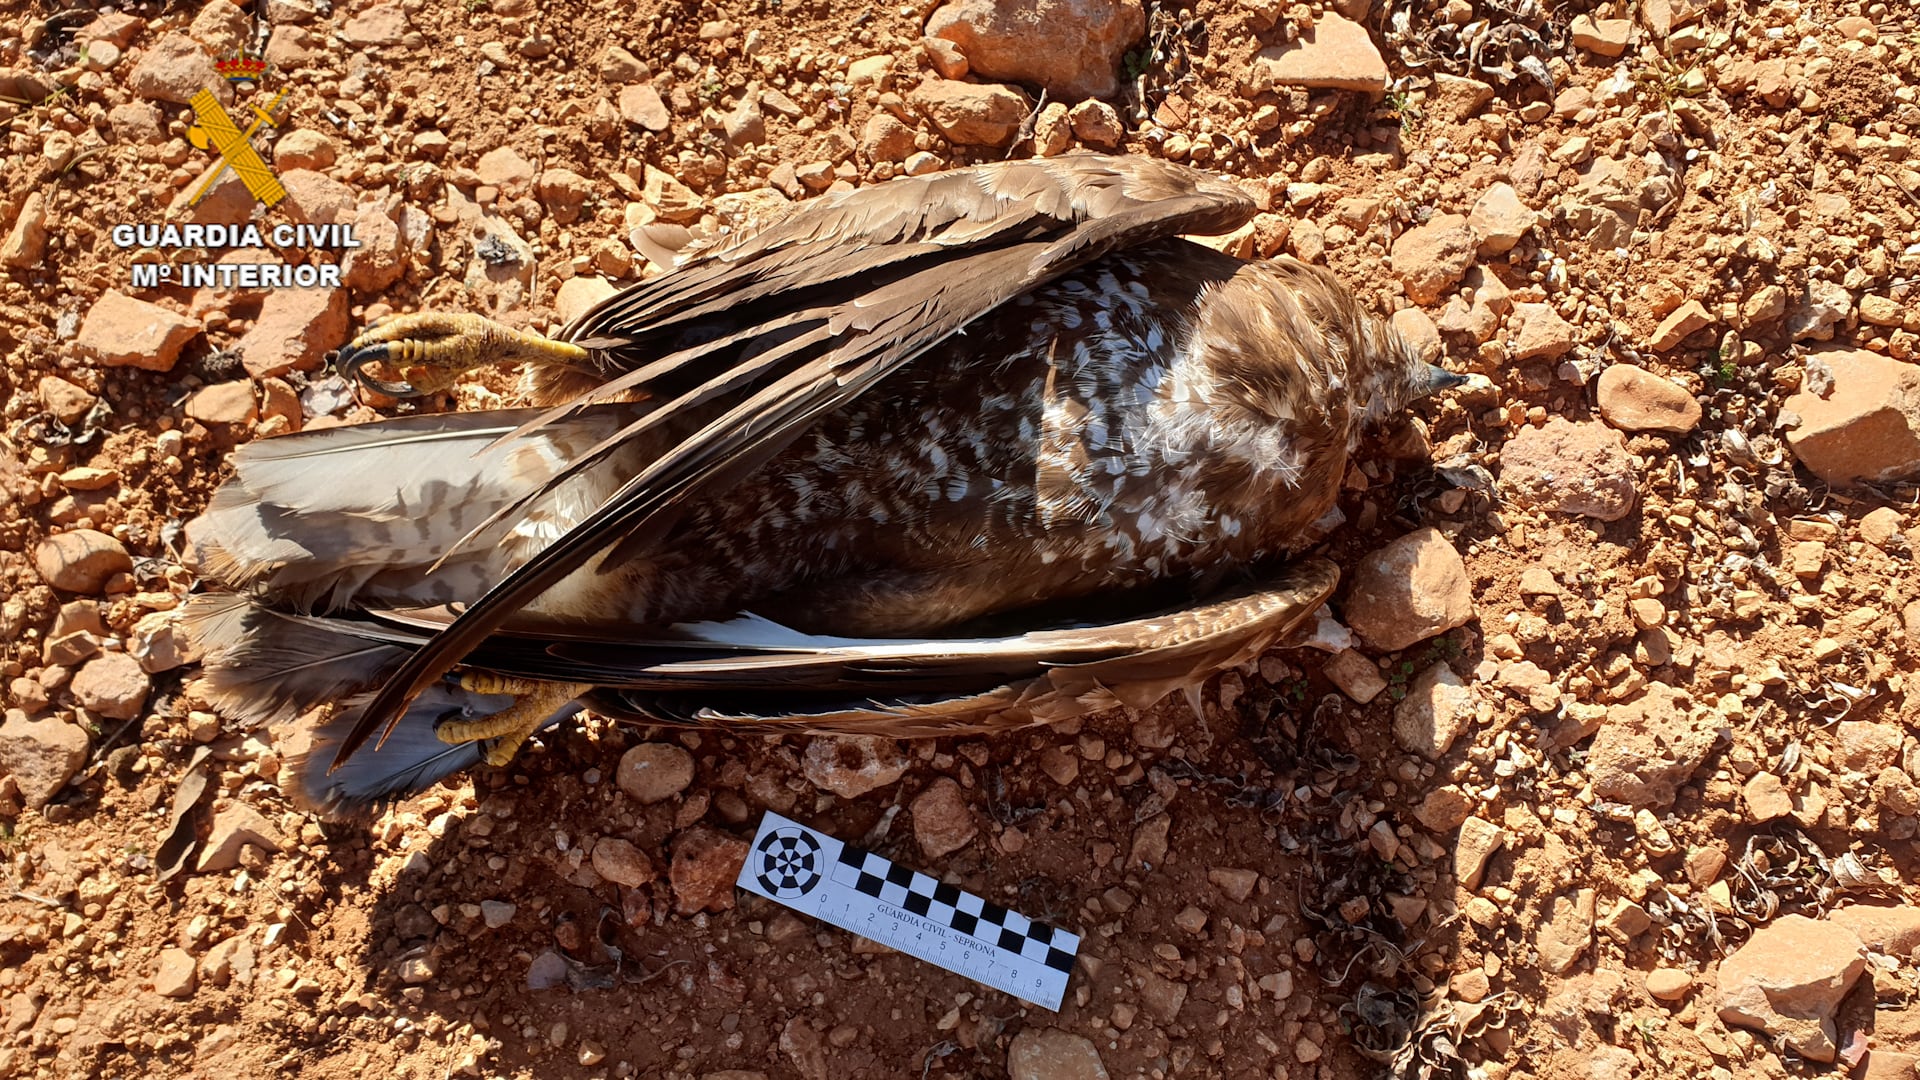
[{"x1": 736, "y1": 812, "x2": 1080, "y2": 1010}]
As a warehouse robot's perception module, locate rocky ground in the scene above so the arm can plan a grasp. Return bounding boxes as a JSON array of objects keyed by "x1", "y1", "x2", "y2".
[{"x1": 2, "y1": 0, "x2": 1920, "y2": 1077}]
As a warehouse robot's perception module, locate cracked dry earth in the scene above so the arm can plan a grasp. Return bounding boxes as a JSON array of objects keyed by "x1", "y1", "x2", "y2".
[{"x1": 3, "y1": 0, "x2": 1920, "y2": 1078}]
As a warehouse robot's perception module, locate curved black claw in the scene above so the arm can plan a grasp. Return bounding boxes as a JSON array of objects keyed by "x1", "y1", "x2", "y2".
[{"x1": 334, "y1": 341, "x2": 430, "y2": 398}]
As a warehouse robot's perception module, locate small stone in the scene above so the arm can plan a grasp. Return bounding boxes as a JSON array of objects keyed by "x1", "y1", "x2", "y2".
[
  {"x1": 1790, "y1": 279, "x2": 1853, "y2": 342},
  {"x1": 35, "y1": 529, "x2": 132, "y2": 593},
  {"x1": 1322, "y1": 649, "x2": 1387, "y2": 704},
  {"x1": 1389, "y1": 214, "x2": 1477, "y2": 305},
  {"x1": 1128, "y1": 813, "x2": 1169, "y2": 868},
  {"x1": 617, "y1": 743, "x2": 695, "y2": 804},
  {"x1": 1393, "y1": 663, "x2": 1476, "y2": 760},
  {"x1": 907, "y1": 79, "x2": 1028, "y2": 147},
  {"x1": 1570, "y1": 15, "x2": 1632, "y2": 56},
  {"x1": 1428, "y1": 74, "x2": 1494, "y2": 122},
  {"x1": 859, "y1": 112, "x2": 916, "y2": 163},
  {"x1": 1600, "y1": 898, "x2": 1652, "y2": 942},
  {"x1": 274, "y1": 129, "x2": 337, "y2": 172},
  {"x1": 802, "y1": 735, "x2": 909, "y2": 798},
  {"x1": 1173, "y1": 905, "x2": 1208, "y2": 933},
  {"x1": 196, "y1": 802, "x2": 285, "y2": 872},
  {"x1": 0, "y1": 715, "x2": 89, "y2": 808},
  {"x1": 1006, "y1": 1027, "x2": 1110, "y2": 1080},
  {"x1": 670, "y1": 828, "x2": 749, "y2": 915},
  {"x1": 1834, "y1": 721, "x2": 1904, "y2": 775},
  {"x1": 1032, "y1": 101, "x2": 1073, "y2": 156},
  {"x1": 1208, "y1": 868, "x2": 1259, "y2": 902},
  {"x1": 1649, "y1": 300, "x2": 1712, "y2": 351},
  {"x1": 398, "y1": 955, "x2": 437, "y2": 985},
  {"x1": 922, "y1": 36, "x2": 969, "y2": 80},
  {"x1": 71, "y1": 653, "x2": 148, "y2": 720},
  {"x1": 1, "y1": 191, "x2": 50, "y2": 269},
  {"x1": 184, "y1": 381, "x2": 258, "y2": 426},
  {"x1": 1537, "y1": 889, "x2": 1596, "y2": 974},
  {"x1": 1828, "y1": 904, "x2": 1920, "y2": 959},
  {"x1": 1067, "y1": 99, "x2": 1125, "y2": 149},
  {"x1": 722, "y1": 97, "x2": 765, "y2": 147},
  {"x1": 1251, "y1": 13, "x2": 1388, "y2": 93},
  {"x1": 926, "y1": 0, "x2": 1143, "y2": 100},
  {"x1": 1742, "y1": 772, "x2": 1792, "y2": 823},
  {"x1": 555, "y1": 276, "x2": 618, "y2": 324},
  {"x1": 1467, "y1": 183, "x2": 1532, "y2": 254},
  {"x1": 1783, "y1": 349, "x2": 1920, "y2": 486},
  {"x1": 618, "y1": 84, "x2": 671, "y2": 131},
  {"x1": 38, "y1": 376, "x2": 98, "y2": 424},
  {"x1": 480, "y1": 901, "x2": 517, "y2": 928},
  {"x1": 1414, "y1": 787, "x2": 1473, "y2": 833},
  {"x1": 153, "y1": 948, "x2": 198, "y2": 999},
  {"x1": 537, "y1": 168, "x2": 594, "y2": 224},
  {"x1": 128, "y1": 33, "x2": 224, "y2": 104},
  {"x1": 1859, "y1": 294, "x2": 1904, "y2": 328},
  {"x1": 1644, "y1": 968, "x2": 1691, "y2": 1002},
  {"x1": 846, "y1": 54, "x2": 894, "y2": 85},
  {"x1": 1715, "y1": 914, "x2": 1866, "y2": 1063},
  {"x1": 342, "y1": 4, "x2": 408, "y2": 45},
  {"x1": 591, "y1": 837, "x2": 656, "y2": 887},
  {"x1": 75, "y1": 291, "x2": 199, "y2": 372},
  {"x1": 642, "y1": 167, "x2": 703, "y2": 223},
  {"x1": 1596, "y1": 364, "x2": 1702, "y2": 434},
  {"x1": 237, "y1": 287, "x2": 349, "y2": 378},
  {"x1": 1507, "y1": 302, "x2": 1576, "y2": 360},
  {"x1": 1499, "y1": 418, "x2": 1638, "y2": 522},
  {"x1": 1859, "y1": 508, "x2": 1904, "y2": 551},
  {"x1": 1454, "y1": 816, "x2": 1505, "y2": 891},
  {"x1": 910, "y1": 778, "x2": 978, "y2": 859},
  {"x1": 598, "y1": 44, "x2": 649, "y2": 82},
  {"x1": 1588, "y1": 683, "x2": 1716, "y2": 808},
  {"x1": 1390, "y1": 308, "x2": 1443, "y2": 365},
  {"x1": 1342, "y1": 526, "x2": 1475, "y2": 652}
]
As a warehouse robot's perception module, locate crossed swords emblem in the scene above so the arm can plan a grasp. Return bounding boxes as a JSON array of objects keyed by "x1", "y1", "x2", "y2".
[{"x1": 186, "y1": 86, "x2": 290, "y2": 208}]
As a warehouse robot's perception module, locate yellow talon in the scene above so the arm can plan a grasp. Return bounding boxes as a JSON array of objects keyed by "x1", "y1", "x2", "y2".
[
  {"x1": 337, "y1": 312, "x2": 590, "y2": 397},
  {"x1": 435, "y1": 676, "x2": 590, "y2": 767}
]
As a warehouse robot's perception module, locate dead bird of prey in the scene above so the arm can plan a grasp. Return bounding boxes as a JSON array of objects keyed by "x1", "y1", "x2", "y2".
[{"x1": 183, "y1": 154, "x2": 1467, "y2": 812}]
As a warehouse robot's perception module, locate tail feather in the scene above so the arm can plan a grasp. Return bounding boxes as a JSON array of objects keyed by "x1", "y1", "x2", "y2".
[{"x1": 187, "y1": 406, "x2": 637, "y2": 610}]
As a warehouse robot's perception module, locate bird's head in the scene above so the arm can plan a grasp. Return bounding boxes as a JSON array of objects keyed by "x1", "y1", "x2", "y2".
[{"x1": 1350, "y1": 323, "x2": 1476, "y2": 433}]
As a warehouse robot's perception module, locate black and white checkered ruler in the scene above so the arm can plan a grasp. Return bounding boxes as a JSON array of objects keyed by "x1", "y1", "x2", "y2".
[{"x1": 736, "y1": 812, "x2": 1079, "y2": 1010}]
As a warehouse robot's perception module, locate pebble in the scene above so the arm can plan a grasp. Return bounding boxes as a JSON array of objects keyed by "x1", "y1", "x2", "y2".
[
  {"x1": 616, "y1": 743, "x2": 695, "y2": 804},
  {"x1": 910, "y1": 778, "x2": 978, "y2": 859},
  {"x1": 1342, "y1": 526, "x2": 1475, "y2": 652},
  {"x1": 669, "y1": 828, "x2": 749, "y2": 915},
  {"x1": 1467, "y1": 183, "x2": 1533, "y2": 254},
  {"x1": 1006, "y1": 1027, "x2": 1110, "y2": 1080},
  {"x1": 1645, "y1": 968, "x2": 1692, "y2": 1002},
  {"x1": 274, "y1": 129, "x2": 338, "y2": 171},
  {"x1": 802, "y1": 735, "x2": 909, "y2": 798},
  {"x1": 184, "y1": 382, "x2": 258, "y2": 426},
  {"x1": 35, "y1": 529, "x2": 132, "y2": 593},
  {"x1": 618, "y1": 83, "x2": 671, "y2": 132},
  {"x1": 1587, "y1": 682, "x2": 1716, "y2": 808},
  {"x1": 1570, "y1": 14, "x2": 1633, "y2": 56},
  {"x1": 1595, "y1": 364, "x2": 1702, "y2": 434},
  {"x1": 127, "y1": 32, "x2": 224, "y2": 104},
  {"x1": 75, "y1": 291, "x2": 200, "y2": 372},
  {"x1": 1393, "y1": 663, "x2": 1476, "y2": 760},
  {"x1": 237, "y1": 287, "x2": 349, "y2": 378},
  {"x1": 38, "y1": 376, "x2": 98, "y2": 424},
  {"x1": 1742, "y1": 772, "x2": 1792, "y2": 823},
  {"x1": 1067, "y1": 100, "x2": 1124, "y2": 149},
  {"x1": 196, "y1": 802, "x2": 285, "y2": 873},
  {"x1": 1454, "y1": 816, "x2": 1505, "y2": 891},
  {"x1": 921, "y1": 35, "x2": 969, "y2": 80},
  {"x1": 1251, "y1": 13, "x2": 1388, "y2": 94},
  {"x1": 1536, "y1": 889, "x2": 1595, "y2": 974},
  {"x1": 1208, "y1": 867, "x2": 1259, "y2": 902},
  {"x1": 341, "y1": 3, "x2": 408, "y2": 46},
  {"x1": 0, "y1": 191, "x2": 49, "y2": 269},
  {"x1": 71, "y1": 653, "x2": 149, "y2": 720},
  {"x1": 907, "y1": 79, "x2": 1028, "y2": 147},
  {"x1": 0, "y1": 714, "x2": 90, "y2": 809},
  {"x1": 1507, "y1": 302, "x2": 1576, "y2": 361},
  {"x1": 1499, "y1": 418, "x2": 1638, "y2": 522},
  {"x1": 1783, "y1": 349, "x2": 1920, "y2": 486},
  {"x1": 1715, "y1": 914, "x2": 1866, "y2": 1063},
  {"x1": 153, "y1": 948, "x2": 198, "y2": 999},
  {"x1": 1322, "y1": 648, "x2": 1386, "y2": 704},
  {"x1": 480, "y1": 901, "x2": 516, "y2": 928},
  {"x1": 590, "y1": 837, "x2": 656, "y2": 887},
  {"x1": 1388, "y1": 214, "x2": 1477, "y2": 305},
  {"x1": 1649, "y1": 299, "x2": 1712, "y2": 351},
  {"x1": 926, "y1": 0, "x2": 1140, "y2": 100}
]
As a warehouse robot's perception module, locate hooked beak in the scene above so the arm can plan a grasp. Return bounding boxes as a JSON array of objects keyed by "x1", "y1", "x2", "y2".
[{"x1": 1420, "y1": 363, "x2": 1471, "y2": 398}]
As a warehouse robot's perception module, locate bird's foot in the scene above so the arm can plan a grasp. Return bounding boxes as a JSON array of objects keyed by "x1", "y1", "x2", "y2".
[
  {"x1": 336, "y1": 312, "x2": 589, "y2": 397},
  {"x1": 435, "y1": 673, "x2": 590, "y2": 767}
]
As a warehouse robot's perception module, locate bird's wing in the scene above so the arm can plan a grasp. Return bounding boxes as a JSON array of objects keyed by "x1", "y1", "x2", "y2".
[
  {"x1": 365, "y1": 558, "x2": 1337, "y2": 735},
  {"x1": 339, "y1": 155, "x2": 1258, "y2": 765}
]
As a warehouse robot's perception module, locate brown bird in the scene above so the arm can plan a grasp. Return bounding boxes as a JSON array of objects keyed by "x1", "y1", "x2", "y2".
[{"x1": 184, "y1": 154, "x2": 1462, "y2": 811}]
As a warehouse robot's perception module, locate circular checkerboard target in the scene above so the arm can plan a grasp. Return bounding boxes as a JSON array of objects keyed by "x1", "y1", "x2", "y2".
[{"x1": 754, "y1": 827, "x2": 822, "y2": 898}]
